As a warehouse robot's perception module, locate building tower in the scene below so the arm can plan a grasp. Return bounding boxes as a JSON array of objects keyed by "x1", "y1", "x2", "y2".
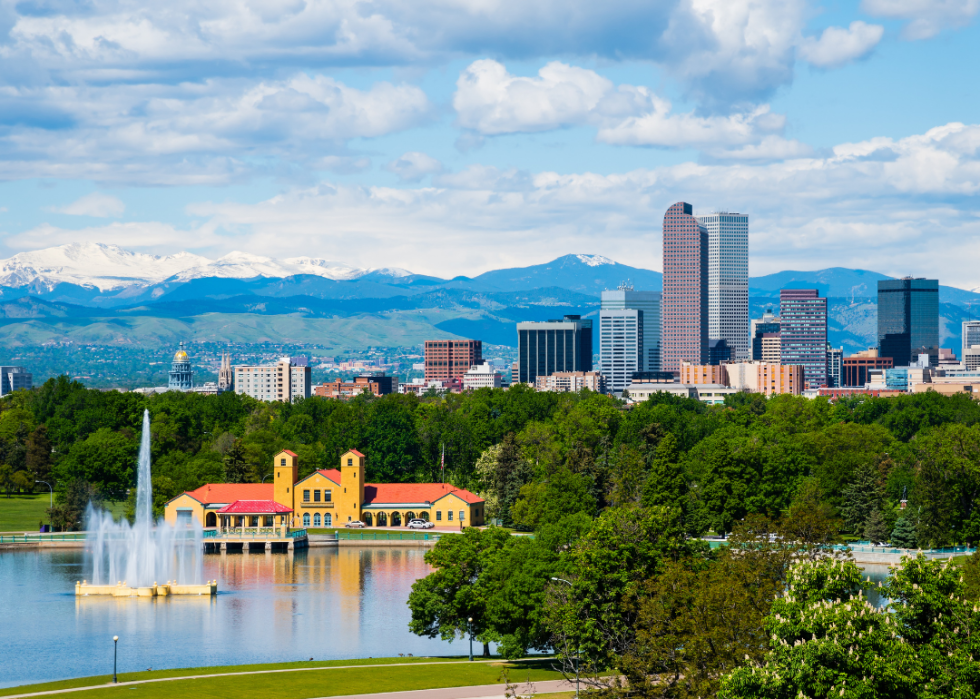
[
  {"x1": 877, "y1": 278, "x2": 939, "y2": 367},
  {"x1": 218, "y1": 352, "x2": 233, "y2": 391},
  {"x1": 779, "y1": 289, "x2": 828, "y2": 389},
  {"x1": 516, "y1": 315, "x2": 593, "y2": 385},
  {"x1": 751, "y1": 308, "x2": 781, "y2": 361},
  {"x1": 661, "y1": 202, "x2": 708, "y2": 374},
  {"x1": 599, "y1": 308, "x2": 642, "y2": 395},
  {"x1": 168, "y1": 342, "x2": 194, "y2": 391},
  {"x1": 964, "y1": 320, "x2": 980, "y2": 371},
  {"x1": 698, "y1": 211, "x2": 749, "y2": 360},
  {"x1": 600, "y1": 284, "x2": 660, "y2": 372},
  {"x1": 424, "y1": 340, "x2": 482, "y2": 383}
]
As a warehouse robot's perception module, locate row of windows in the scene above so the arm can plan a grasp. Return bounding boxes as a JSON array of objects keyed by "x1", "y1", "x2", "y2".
[
  {"x1": 303, "y1": 513, "x2": 332, "y2": 527},
  {"x1": 303, "y1": 489, "x2": 332, "y2": 503}
]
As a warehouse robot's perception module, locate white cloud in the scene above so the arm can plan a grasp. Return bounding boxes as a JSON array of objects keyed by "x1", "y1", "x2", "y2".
[
  {"x1": 57, "y1": 192, "x2": 126, "y2": 218},
  {"x1": 454, "y1": 59, "x2": 798, "y2": 156},
  {"x1": 0, "y1": 74, "x2": 432, "y2": 185},
  {"x1": 385, "y1": 152, "x2": 443, "y2": 182},
  {"x1": 22, "y1": 120, "x2": 980, "y2": 289},
  {"x1": 861, "y1": 0, "x2": 980, "y2": 40},
  {"x1": 798, "y1": 21, "x2": 884, "y2": 68}
]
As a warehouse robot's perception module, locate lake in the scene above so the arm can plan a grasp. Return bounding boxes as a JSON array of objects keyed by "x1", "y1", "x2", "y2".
[{"x1": 0, "y1": 546, "x2": 472, "y2": 689}]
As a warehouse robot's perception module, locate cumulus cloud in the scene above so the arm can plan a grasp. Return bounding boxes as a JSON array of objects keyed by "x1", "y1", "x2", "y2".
[
  {"x1": 22, "y1": 121, "x2": 975, "y2": 288},
  {"x1": 57, "y1": 192, "x2": 126, "y2": 218},
  {"x1": 799, "y1": 21, "x2": 885, "y2": 68},
  {"x1": 384, "y1": 152, "x2": 443, "y2": 182},
  {"x1": 0, "y1": 75, "x2": 431, "y2": 185},
  {"x1": 453, "y1": 60, "x2": 802, "y2": 158},
  {"x1": 861, "y1": 0, "x2": 980, "y2": 40}
]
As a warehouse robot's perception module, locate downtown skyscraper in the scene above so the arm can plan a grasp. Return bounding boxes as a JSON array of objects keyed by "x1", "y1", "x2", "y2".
[
  {"x1": 698, "y1": 212, "x2": 749, "y2": 360},
  {"x1": 661, "y1": 202, "x2": 708, "y2": 374},
  {"x1": 779, "y1": 289, "x2": 828, "y2": 389},
  {"x1": 877, "y1": 278, "x2": 939, "y2": 367}
]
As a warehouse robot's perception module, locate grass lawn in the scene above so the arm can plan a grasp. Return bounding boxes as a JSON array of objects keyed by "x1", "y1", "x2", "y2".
[
  {"x1": 0, "y1": 657, "x2": 562, "y2": 699},
  {"x1": 0, "y1": 494, "x2": 128, "y2": 533}
]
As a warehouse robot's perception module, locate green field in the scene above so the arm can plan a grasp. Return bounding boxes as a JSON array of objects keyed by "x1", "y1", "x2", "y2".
[
  {"x1": 0, "y1": 657, "x2": 561, "y2": 699},
  {"x1": 0, "y1": 494, "x2": 127, "y2": 533}
]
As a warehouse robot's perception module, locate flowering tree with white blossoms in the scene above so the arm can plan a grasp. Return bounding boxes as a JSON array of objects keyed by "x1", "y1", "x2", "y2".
[{"x1": 719, "y1": 554, "x2": 980, "y2": 699}]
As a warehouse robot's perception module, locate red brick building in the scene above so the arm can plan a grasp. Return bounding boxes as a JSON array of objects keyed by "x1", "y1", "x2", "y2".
[
  {"x1": 661, "y1": 202, "x2": 708, "y2": 375},
  {"x1": 424, "y1": 340, "x2": 482, "y2": 382}
]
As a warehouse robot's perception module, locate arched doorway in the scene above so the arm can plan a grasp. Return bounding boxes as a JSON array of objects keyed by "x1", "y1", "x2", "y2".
[
  {"x1": 418, "y1": 511, "x2": 430, "y2": 522},
  {"x1": 205, "y1": 512, "x2": 217, "y2": 527},
  {"x1": 391, "y1": 512, "x2": 402, "y2": 527},
  {"x1": 362, "y1": 513, "x2": 373, "y2": 526},
  {"x1": 376, "y1": 511, "x2": 387, "y2": 527},
  {"x1": 404, "y1": 511, "x2": 416, "y2": 524}
]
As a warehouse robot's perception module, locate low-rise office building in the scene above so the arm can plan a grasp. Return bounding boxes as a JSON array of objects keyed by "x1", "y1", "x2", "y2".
[
  {"x1": 315, "y1": 374, "x2": 396, "y2": 399},
  {"x1": 535, "y1": 371, "x2": 606, "y2": 393},
  {"x1": 727, "y1": 361, "x2": 804, "y2": 396},
  {"x1": 680, "y1": 362, "x2": 729, "y2": 386},
  {"x1": 0, "y1": 366, "x2": 32, "y2": 396},
  {"x1": 234, "y1": 357, "x2": 311, "y2": 402},
  {"x1": 462, "y1": 362, "x2": 502, "y2": 390}
]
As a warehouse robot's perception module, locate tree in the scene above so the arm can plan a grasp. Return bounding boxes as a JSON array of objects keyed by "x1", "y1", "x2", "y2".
[
  {"x1": 25, "y1": 425, "x2": 53, "y2": 482},
  {"x1": 891, "y1": 516, "x2": 918, "y2": 548},
  {"x1": 642, "y1": 433, "x2": 686, "y2": 519},
  {"x1": 224, "y1": 440, "x2": 250, "y2": 483},
  {"x1": 509, "y1": 467, "x2": 596, "y2": 530},
  {"x1": 0, "y1": 464, "x2": 14, "y2": 497},
  {"x1": 55, "y1": 428, "x2": 137, "y2": 496},
  {"x1": 718, "y1": 555, "x2": 980, "y2": 699},
  {"x1": 780, "y1": 478, "x2": 843, "y2": 558},
  {"x1": 408, "y1": 526, "x2": 512, "y2": 657},
  {"x1": 47, "y1": 479, "x2": 104, "y2": 532},
  {"x1": 840, "y1": 461, "x2": 886, "y2": 537},
  {"x1": 864, "y1": 507, "x2": 890, "y2": 543}
]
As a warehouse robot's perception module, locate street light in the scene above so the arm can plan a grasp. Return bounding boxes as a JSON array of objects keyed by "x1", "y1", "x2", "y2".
[
  {"x1": 36, "y1": 480, "x2": 53, "y2": 510},
  {"x1": 551, "y1": 577, "x2": 579, "y2": 699},
  {"x1": 112, "y1": 636, "x2": 119, "y2": 683},
  {"x1": 467, "y1": 617, "x2": 473, "y2": 661}
]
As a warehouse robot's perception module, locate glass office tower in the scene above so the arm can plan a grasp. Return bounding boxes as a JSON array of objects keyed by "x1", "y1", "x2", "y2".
[
  {"x1": 877, "y1": 278, "x2": 939, "y2": 367},
  {"x1": 516, "y1": 315, "x2": 593, "y2": 385}
]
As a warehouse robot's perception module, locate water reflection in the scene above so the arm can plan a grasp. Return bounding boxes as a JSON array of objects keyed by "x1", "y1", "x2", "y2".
[{"x1": 0, "y1": 546, "x2": 470, "y2": 689}]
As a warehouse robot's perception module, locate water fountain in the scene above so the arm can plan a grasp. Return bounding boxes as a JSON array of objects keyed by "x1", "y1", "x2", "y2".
[{"x1": 76, "y1": 409, "x2": 217, "y2": 597}]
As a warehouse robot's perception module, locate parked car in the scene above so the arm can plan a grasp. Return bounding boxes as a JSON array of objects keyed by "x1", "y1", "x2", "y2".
[
  {"x1": 406, "y1": 519, "x2": 434, "y2": 529},
  {"x1": 345, "y1": 520, "x2": 366, "y2": 528}
]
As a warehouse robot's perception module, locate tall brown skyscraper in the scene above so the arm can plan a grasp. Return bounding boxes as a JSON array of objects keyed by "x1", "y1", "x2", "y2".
[
  {"x1": 424, "y1": 339, "x2": 482, "y2": 382},
  {"x1": 661, "y1": 202, "x2": 708, "y2": 374}
]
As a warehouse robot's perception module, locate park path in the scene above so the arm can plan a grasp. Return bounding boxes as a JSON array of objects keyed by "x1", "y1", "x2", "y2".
[
  {"x1": 309, "y1": 679, "x2": 576, "y2": 699},
  {"x1": 1, "y1": 659, "x2": 571, "y2": 699}
]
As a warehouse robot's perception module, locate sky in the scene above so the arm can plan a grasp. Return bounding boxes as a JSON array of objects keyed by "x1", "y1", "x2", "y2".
[{"x1": 0, "y1": 0, "x2": 979, "y2": 289}]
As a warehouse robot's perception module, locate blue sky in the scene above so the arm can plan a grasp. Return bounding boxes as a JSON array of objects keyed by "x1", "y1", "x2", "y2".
[{"x1": 0, "y1": 0, "x2": 979, "y2": 289}]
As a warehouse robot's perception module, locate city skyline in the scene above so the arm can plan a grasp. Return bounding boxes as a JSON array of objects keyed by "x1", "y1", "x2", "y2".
[{"x1": 0, "y1": 3, "x2": 977, "y2": 287}]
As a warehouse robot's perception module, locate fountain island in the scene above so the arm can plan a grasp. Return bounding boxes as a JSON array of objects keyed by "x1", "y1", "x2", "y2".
[{"x1": 76, "y1": 410, "x2": 217, "y2": 598}]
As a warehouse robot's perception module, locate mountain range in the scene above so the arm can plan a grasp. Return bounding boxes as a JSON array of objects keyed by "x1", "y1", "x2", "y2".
[{"x1": 0, "y1": 242, "x2": 978, "y2": 355}]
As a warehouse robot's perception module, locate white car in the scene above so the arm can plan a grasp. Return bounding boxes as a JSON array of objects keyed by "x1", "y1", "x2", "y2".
[
  {"x1": 406, "y1": 519, "x2": 434, "y2": 529},
  {"x1": 345, "y1": 520, "x2": 366, "y2": 528}
]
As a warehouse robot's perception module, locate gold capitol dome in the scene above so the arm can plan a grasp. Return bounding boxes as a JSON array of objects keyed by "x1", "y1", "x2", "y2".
[{"x1": 173, "y1": 342, "x2": 189, "y2": 362}]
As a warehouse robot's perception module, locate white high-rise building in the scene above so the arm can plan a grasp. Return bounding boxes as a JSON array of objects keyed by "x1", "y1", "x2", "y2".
[
  {"x1": 600, "y1": 286, "x2": 660, "y2": 372},
  {"x1": 599, "y1": 309, "x2": 643, "y2": 394},
  {"x1": 964, "y1": 321, "x2": 980, "y2": 357},
  {"x1": 698, "y1": 211, "x2": 749, "y2": 361},
  {"x1": 234, "y1": 357, "x2": 311, "y2": 402}
]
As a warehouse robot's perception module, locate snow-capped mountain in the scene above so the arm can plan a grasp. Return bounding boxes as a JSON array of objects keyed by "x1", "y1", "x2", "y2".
[{"x1": 0, "y1": 243, "x2": 413, "y2": 291}]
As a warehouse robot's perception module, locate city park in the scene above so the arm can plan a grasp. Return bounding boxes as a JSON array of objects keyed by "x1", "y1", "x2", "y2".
[{"x1": 3, "y1": 385, "x2": 980, "y2": 698}]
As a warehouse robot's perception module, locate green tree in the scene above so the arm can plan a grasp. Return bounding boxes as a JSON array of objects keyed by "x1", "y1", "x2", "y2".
[
  {"x1": 509, "y1": 467, "x2": 596, "y2": 530},
  {"x1": 840, "y1": 461, "x2": 886, "y2": 536},
  {"x1": 224, "y1": 440, "x2": 250, "y2": 483},
  {"x1": 0, "y1": 464, "x2": 14, "y2": 497},
  {"x1": 892, "y1": 516, "x2": 918, "y2": 548},
  {"x1": 719, "y1": 554, "x2": 980, "y2": 699},
  {"x1": 864, "y1": 507, "x2": 891, "y2": 543},
  {"x1": 642, "y1": 433, "x2": 686, "y2": 518},
  {"x1": 25, "y1": 425, "x2": 53, "y2": 482},
  {"x1": 55, "y1": 428, "x2": 137, "y2": 496},
  {"x1": 47, "y1": 479, "x2": 104, "y2": 532},
  {"x1": 407, "y1": 526, "x2": 512, "y2": 657}
]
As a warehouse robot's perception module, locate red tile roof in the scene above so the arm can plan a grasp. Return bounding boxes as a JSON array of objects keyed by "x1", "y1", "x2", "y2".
[
  {"x1": 217, "y1": 500, "x2": 293, "y2": 514},
  {"x1": 315, "y1": 469, "x2": 342, "y2": 484},
  {"x1": 184, "y1": 483, "x2": 274, "y2": 505},
  {"x1": 348, "y1": 449, "x2": 365, "y2": 457},
  {"x1": 281, "y1": 450, "x2": 298, "y2": 457},
  {"x1": 364, "y1": 483, "x2": 484, "y2": 506}
]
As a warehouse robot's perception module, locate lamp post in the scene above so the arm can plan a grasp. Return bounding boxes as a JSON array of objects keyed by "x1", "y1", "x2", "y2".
[
  {"x1": 112, "y1": 636, "x2": 119, "y2": 683},
  {"x1": 467, "y1": 617, "x2": 473, "y2": 661},
  {"x1": 36, "y1": 480, "x2": 53, "y2": 510},
  {"x1": 551, "y1": 577, "x2": 579, "y2": 699}
]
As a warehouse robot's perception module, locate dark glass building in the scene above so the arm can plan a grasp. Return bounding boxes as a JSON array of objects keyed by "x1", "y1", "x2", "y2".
[
  {"x1": 708, "y1": 339, "x2": 731, "y2": 365},
  {"x1": 516, "y1": 315, "x2": 593, "y2": 384},
  {"x1": 779, "y1": 289, "x2": 828, "y2": 389},
  {"x1": 877, "y1": 278, "x2": 939, "y2": 367}
]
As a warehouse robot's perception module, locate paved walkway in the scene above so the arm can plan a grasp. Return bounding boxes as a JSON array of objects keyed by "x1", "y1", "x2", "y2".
[{"x1": 2, "y1": 660, "x2": 570, "y2": 699}]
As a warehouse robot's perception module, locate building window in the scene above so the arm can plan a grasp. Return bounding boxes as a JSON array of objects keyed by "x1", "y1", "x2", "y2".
[
  {"x1": 448, "y1": 511, "x2": 453, "y2": 521},
  {"x1": 325, "y1": 513, "x2": 332, "y2": 527},
  {"x1": 314, "y1": 490, "x2": 321, "y2": 502},
  {"x1": 281, "y1": 458, "x2": 286, "y2": 466},
  {"x1": 324, "y1": 490, "x2": 332, "y2": 502},
  {"x1": 313, "y1": 513, "x2": 321, "y2": 527},
  {"x1": 460, "y1": 510, "x2": 465, "y2": 521},
  {"x1": 436, "y1": 511, "x2": 442, "y2": 521},
  {"x1": 303, "y1": 513, "x2": 310, "y2": 526},
  {"x1": 303, "y1": 490, "x2": 310, "y2": 502},
  {"x1": 347, "y1": 458, "x2": 353, "y2": 466}
]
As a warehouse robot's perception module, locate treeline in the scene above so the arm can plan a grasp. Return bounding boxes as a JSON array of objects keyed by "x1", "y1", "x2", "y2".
[
  {"x1": 408, "y1": 507, "x2": 980, "y2": 698},
  {"x1": 1, "y1": 375, "x2": 980, "y2": 546}
]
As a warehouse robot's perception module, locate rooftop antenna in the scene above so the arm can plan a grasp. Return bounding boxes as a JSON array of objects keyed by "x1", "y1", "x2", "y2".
[{"x1": 617, "y1": 279, "x2": 634, "y2": 292}]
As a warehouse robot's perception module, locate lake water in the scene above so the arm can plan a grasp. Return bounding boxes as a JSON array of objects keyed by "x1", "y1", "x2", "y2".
[{"x1": 0, "y1": 546, "x2": 473, "y2": 689}]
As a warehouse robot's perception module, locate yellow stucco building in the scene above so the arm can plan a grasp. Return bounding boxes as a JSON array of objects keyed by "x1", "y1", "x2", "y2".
[{"x1": 164, "y1": 449, "x2": 485, "y2": 529}]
